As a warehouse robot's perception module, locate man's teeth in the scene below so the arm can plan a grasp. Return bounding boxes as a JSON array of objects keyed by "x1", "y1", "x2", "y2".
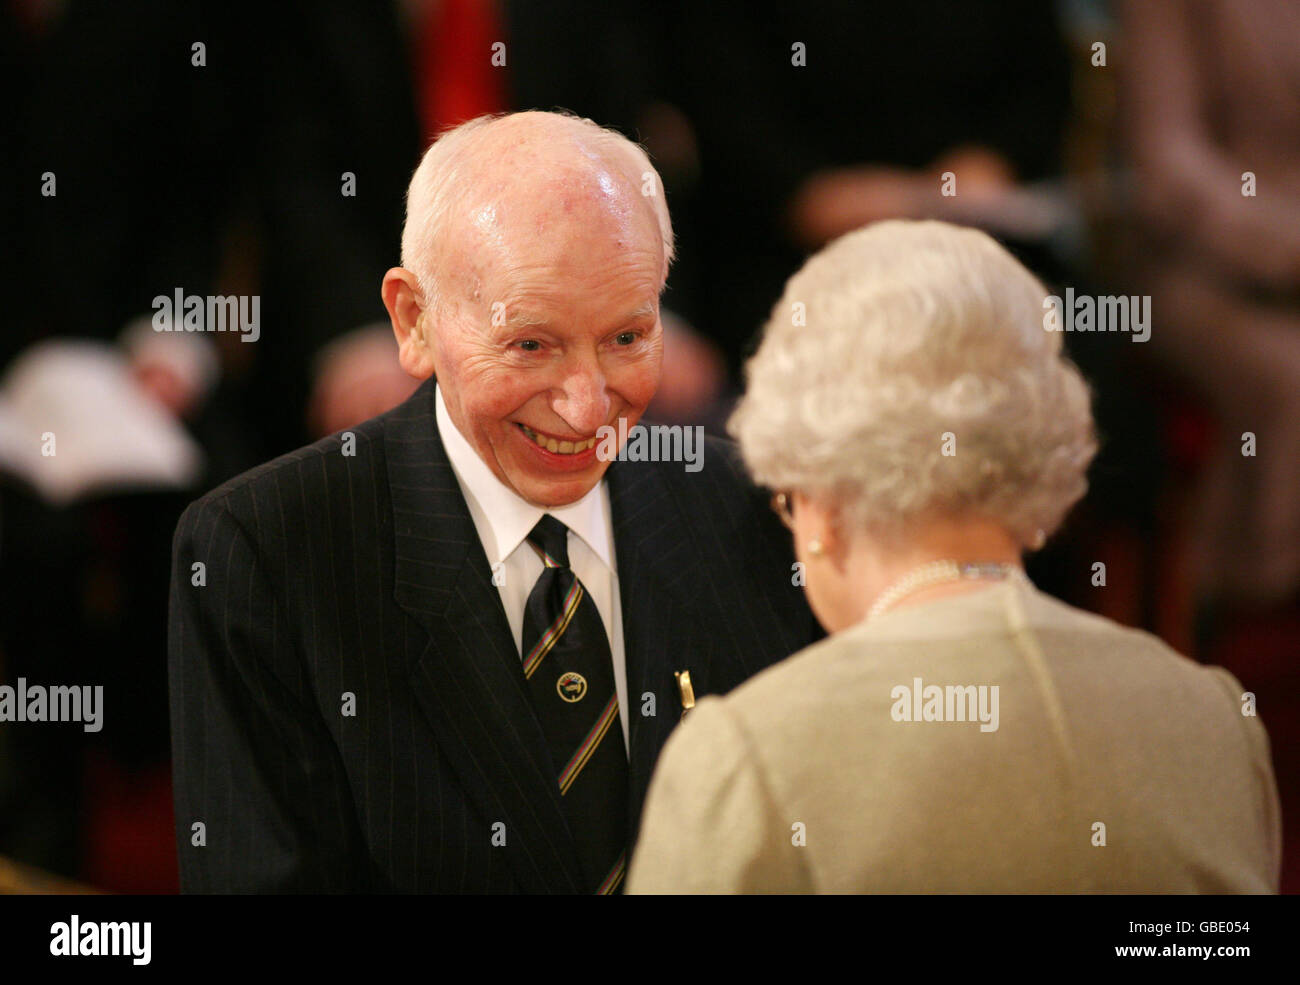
[{"x1": 518, "y1": 424, "x2": 596, "y2": 455}]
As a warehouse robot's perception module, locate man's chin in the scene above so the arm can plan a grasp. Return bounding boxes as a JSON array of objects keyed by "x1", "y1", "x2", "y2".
[{"x1": 511, "y1": 466, "x2": 608, "y2": 508}]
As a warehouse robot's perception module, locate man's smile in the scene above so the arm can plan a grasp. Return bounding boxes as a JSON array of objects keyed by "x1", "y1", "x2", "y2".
[{"x1": 515, "y1": 421, "x2": 599, "y2": 455}]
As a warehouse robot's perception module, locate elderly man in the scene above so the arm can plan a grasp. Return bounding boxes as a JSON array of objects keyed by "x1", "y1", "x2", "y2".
[{"x1": 167, "y1": 111, "x2": 817, "y2": 894}]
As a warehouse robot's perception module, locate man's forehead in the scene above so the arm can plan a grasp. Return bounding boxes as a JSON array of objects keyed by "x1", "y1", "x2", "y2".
[
  {"x1": 445, "y1": 218, "x2": 663, "y2": 311},
  {"x1": 446, "y1": 191, "x2": 663, "y2": 303}
]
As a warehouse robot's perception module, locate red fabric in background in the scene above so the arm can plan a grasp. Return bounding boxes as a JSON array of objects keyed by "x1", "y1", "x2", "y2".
[
  {"x1": 1206, "y1": 606, "x2": 1300, "y2": 894},
  {"x1": 415, "y1": 0, "x2": 507, "y2": 143},
  {"x1": 80, "y1": 751, "x2": 179, "y2": 894}
]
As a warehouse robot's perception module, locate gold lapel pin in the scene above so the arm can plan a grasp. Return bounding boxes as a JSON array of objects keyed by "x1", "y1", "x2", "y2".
[{"x1": 674, "y1": 670, "x2": 696, "y2": 721}]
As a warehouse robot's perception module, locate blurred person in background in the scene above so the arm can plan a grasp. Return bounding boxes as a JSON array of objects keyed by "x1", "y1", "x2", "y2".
[
  {"x1": 672, "y1": 0, "x2": 1074, "y2": 375},
  {"x1": 1119, "y1": 0, "x2": 1300, "y2": 607},
  {"x1": 627, "y1": 221, "x2": 1281, "y2": 893}
]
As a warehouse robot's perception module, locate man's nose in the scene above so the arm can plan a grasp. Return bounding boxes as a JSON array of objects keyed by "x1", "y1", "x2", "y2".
[{"x1": 553, "y1": 362, "x2": 611, "y2": 435}]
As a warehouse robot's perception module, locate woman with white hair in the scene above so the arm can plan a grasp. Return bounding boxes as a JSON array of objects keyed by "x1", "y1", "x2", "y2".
[{"x1": 625, "y1": 220, "x2": 1281, "y2": 893}]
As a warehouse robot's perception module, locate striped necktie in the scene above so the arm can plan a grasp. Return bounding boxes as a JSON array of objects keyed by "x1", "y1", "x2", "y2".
[{"x1": 520, "y1": 515, "x2": 629, "y2": 894}]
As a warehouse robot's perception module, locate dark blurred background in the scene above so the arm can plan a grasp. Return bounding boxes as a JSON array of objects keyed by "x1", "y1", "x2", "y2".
[{"x1": 1, "y1": 0, "x2": 1297, "y2": 893}]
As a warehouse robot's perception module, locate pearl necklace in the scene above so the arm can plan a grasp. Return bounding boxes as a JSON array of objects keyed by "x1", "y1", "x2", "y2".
[{"x1": 866, "y1": 560, "x2": 1023, "y2": 622}]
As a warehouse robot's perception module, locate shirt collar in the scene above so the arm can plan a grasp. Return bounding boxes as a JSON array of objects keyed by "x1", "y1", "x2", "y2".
[{"x1": 435, "y1": 383, "x2": 614, "y2": 570}]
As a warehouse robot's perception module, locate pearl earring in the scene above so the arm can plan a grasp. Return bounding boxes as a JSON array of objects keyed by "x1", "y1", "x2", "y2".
[{"x1": 807, "y1": 539, "x2": 824, "y2": 557}]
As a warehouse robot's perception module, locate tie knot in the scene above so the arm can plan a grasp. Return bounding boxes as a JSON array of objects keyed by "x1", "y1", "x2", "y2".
[{"x1": 527, "y1": 514, "x2": 570, "y2": 568}]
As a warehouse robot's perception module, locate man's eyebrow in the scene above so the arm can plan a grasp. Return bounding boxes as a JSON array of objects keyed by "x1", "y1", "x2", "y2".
[
  {"x1": 497, "y1": 302, "x2": 658, "y2": 332},
  {"x1": 488, "y1": 309, "x2": 546, "y2": 335},
  {"x1": 501, "y1": 308, "x2": 550, "y2": 330},
  {"x1": 624, "y1": 302, "x2": 658, "y2": 323}
]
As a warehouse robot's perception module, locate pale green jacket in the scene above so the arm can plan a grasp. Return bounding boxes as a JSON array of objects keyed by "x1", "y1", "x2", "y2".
[{"x1": 626, "y1": 579, "x2": 1281, "y2": 893}]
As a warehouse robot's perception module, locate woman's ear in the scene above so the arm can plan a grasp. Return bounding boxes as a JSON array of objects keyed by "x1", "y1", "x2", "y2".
[
  {"x1": 792, "y1": 492, "x2": 848, "y2": 570},
  {"x1": 382, "y1": 267, "x2": 437, "y2": 379}
]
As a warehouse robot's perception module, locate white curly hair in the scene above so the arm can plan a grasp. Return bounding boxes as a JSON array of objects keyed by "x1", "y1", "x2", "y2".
[{"x1": 729, "y1": 219, "x2": 1097, "y2": 548}]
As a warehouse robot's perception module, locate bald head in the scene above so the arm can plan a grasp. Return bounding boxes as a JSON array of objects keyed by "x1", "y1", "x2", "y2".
[{"x1": 400, "y1": 111, "x2": 674, "y2": 311}]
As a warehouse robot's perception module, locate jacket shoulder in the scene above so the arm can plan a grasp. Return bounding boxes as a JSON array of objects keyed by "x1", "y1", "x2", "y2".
[
  {"x1": 180, "y1": 414, "x2": 390, "y2": 526},
  {"x1": 652, "y1": 433, "x2": 763, "y2": 499}
]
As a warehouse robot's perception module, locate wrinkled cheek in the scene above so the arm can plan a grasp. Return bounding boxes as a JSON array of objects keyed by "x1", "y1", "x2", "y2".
[{"x1": 459, "y1": 367, "x2": 533, "y2": 423}]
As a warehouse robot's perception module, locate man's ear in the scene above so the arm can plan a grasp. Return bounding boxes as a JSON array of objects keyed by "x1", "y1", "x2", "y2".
[{"x1": 382, "y1": 267, "x2": 437, "y2": 380}]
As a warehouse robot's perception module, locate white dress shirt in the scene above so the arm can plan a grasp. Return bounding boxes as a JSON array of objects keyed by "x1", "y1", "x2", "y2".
[{"x1": 435, "y1": 384, "x2": 630, "y2": 752}]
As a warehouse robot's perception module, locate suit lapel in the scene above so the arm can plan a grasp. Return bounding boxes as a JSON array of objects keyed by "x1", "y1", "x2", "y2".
[
  {"x1": 386, "y1": 380, "x2": 584, "y2": 893},
  {"x1": 606, "y1": 457, "x2": 714, "y2": 843}
]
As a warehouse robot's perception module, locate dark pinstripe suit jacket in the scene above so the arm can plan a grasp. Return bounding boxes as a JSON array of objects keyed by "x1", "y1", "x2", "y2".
[{"x1": 167, "y1": 379, "x2": 818, "y2": 892}]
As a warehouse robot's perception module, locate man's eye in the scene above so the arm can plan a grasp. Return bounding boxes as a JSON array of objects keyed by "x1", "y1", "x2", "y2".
[
  {"x1": 517, "y1": 340, "x2": 541, "y2": 352},
  {"x1": 614, "y1": 332, "x2": 638, "y2": 346}
]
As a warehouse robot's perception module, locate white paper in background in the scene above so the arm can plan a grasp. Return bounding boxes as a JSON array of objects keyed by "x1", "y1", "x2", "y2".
[{"x1": 0, "y1": 340, "x2": 203, "y2": 506}]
